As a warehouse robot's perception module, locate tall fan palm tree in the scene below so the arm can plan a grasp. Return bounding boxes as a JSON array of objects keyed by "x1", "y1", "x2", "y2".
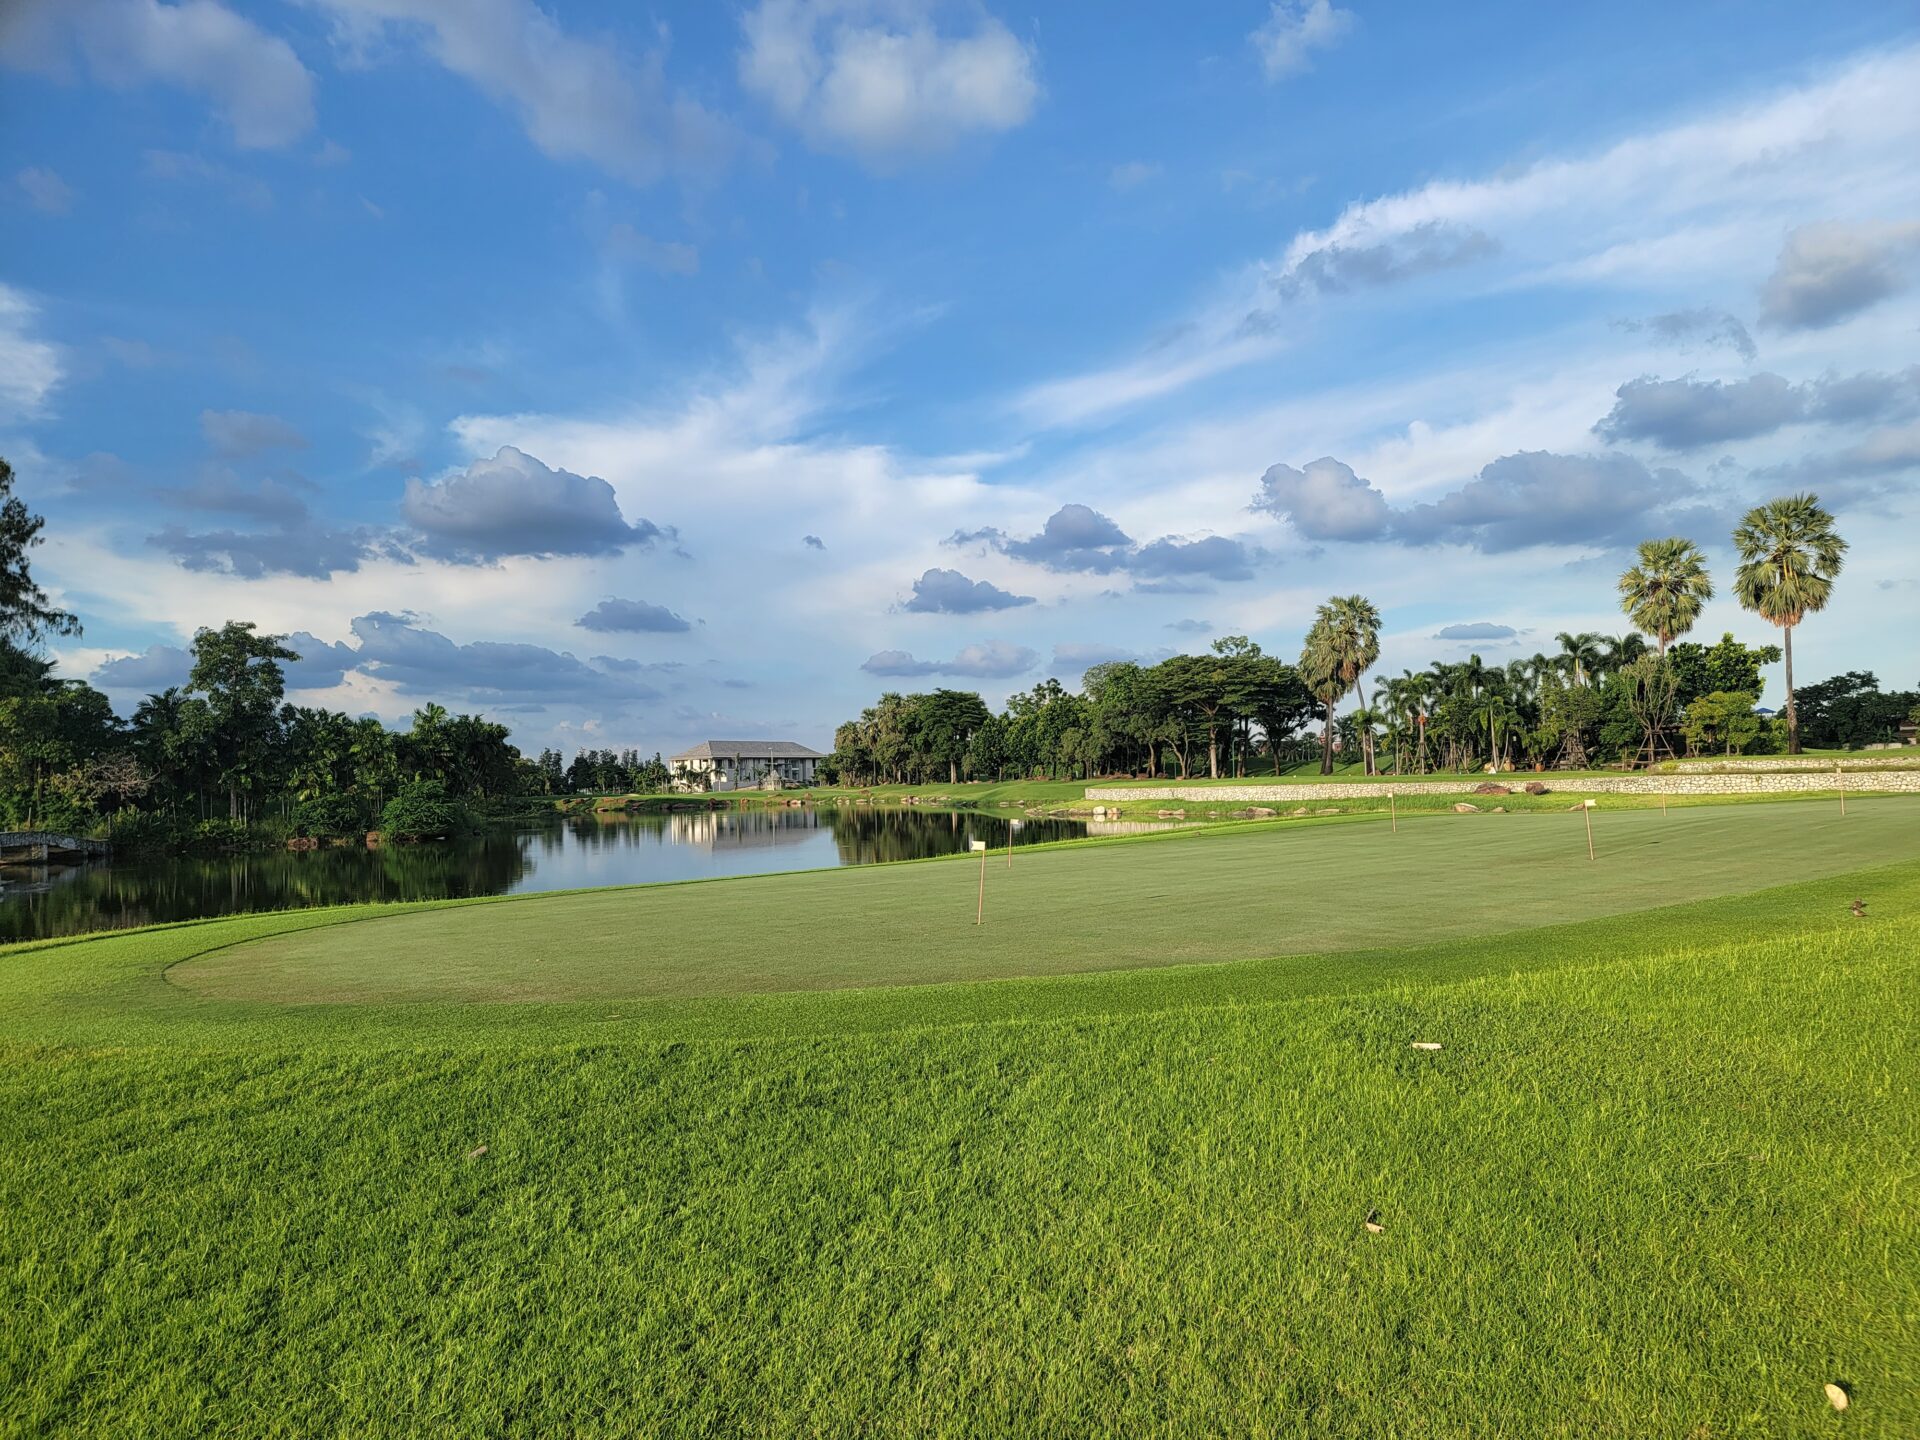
[
  {"x1": 1298, "y1": 619, "x2": 1345, "y2": 775},
  {"x1": 1320, "y1": 594, "x2": 1384, "y2": 773},
  {"x1": 1618, "y1": 538, "x2": 1714, "y2": 654},
  {"x1": 1733, "y1": 493, "x2": 1847, "y2": 755}
]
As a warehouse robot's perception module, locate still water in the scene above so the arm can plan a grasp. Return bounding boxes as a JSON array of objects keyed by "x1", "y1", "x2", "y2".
[{"x1": 0, "y1": 807, "x2": 1093, "y2": 941}]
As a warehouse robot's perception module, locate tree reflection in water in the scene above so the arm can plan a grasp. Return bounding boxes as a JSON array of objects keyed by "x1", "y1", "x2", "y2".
[{"x1": 0, "y1": 807, "x2": 1090, "y2": 940}]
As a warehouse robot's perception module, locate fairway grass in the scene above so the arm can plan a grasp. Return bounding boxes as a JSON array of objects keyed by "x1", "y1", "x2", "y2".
[
  {"x1": 182, "y1": 798, "x2": 1920, "y2": 1004},
  {"x1": 4, "y1": 802, "x2": 1918, "y2": 1437}
]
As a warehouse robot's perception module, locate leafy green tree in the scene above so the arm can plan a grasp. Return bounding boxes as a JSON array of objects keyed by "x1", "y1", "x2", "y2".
[
  {"x1": 187, "y1": 621, "x2": 299, "y2": 822},
  {"x1": 1733, "y1": 493, "x2": 1846, "y2": 754},
  {"x1": 1666, "y1": 632, "x2": 1782, "y2": 707},
  {"x1": 1684, "y1": 691, "x2": 1762, "y2": 757},
  {"x1": 0, "y1": 456, "x2": 80, "y2": 644},
  {"x1": 1618, "y1": 538, "x2": 1713, "y2": 654},
  {"x1": 916, "y1": 689, "x2": 991, "y2": 783}
]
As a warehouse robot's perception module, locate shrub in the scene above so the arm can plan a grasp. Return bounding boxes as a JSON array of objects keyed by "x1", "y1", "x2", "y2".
[
  {"x1": 190, "y1": 818, "x2": 250, "y2": 852},
  {"x1": 293, "y1": 793, "x2": 368, "y2": 839},
  {"x1": 380, "y1": 779, "x2": 472, "y2": 842}
]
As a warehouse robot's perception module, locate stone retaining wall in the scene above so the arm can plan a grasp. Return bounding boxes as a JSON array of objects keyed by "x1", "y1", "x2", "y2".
[
  {"x1": 1667, "y1": 755, "x2": 1920, "y2": 772},
  {"x1": 1086, "y1": 771, "x2": 1920, "y2": 803}
]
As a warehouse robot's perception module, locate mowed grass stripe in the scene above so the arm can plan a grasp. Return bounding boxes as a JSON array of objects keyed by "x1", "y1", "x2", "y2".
[{"x1": 177, "y1": 798, "x2": 1920, "y2": 1004}]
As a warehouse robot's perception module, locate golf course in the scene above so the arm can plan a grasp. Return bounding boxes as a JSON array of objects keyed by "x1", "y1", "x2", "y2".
[{"x1": 5, "y1": 799, "x2": 1918, "y2": 1436}]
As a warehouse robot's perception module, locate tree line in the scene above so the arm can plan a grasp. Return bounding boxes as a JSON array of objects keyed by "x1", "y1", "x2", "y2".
[{"x1": 826, "y1": 494, "x2": 1915, "y2": 785}]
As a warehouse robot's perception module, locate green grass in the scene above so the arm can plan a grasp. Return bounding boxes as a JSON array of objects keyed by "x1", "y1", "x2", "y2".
[
  {"x1": 4, "y1": 800, "x2": 1918, "y2": 1436},
  {"x1": 166, "y1": 798, "x2": 1920, "y2": 1004}
]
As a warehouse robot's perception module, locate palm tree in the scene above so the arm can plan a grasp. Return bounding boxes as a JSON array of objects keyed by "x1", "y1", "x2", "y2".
[
  {"x1": 1618, "y1": 538, "x2": 1713, "y2": 654},
  {"x1": 1298, "y1": 619, "x2": 1344, "y2": 775},
  {"x1": 1554, "y1": 631, "x2": 1608, "y2": 687},
  {"x1": 1734, "y1": 493, "x2": 1846, "y2": 754},
  {"x1": 1319, "y1": 594, "x2": 1383, "y2": 772}
]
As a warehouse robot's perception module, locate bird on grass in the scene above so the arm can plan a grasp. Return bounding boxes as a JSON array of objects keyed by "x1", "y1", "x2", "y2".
[{"x1": 1850, "y1": 899, "x2": 1867, "y2": 918}]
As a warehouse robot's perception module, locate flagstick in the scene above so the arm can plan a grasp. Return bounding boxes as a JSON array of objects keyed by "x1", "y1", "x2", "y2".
[
  {"x1": 1660, "y1": 789, "x2": 1666, "y2": 816},
  {"x1": 1389, "y1": 791, "x2": 1397, "y2": 833},
  {"x1": 977, "y1": 845, "x2": 987, "y2": 925},
  {"x1": 1583, "y1": 801, "x2": 1596, "y2": 861},
  {"x1": 1838, "y1": 764, "x2": 1846, "y2": 817}
]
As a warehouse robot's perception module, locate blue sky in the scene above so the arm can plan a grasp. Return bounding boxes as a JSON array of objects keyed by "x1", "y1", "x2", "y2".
[{"x1": 3, "y1": 0, "x2": 1917, "y2": 754}]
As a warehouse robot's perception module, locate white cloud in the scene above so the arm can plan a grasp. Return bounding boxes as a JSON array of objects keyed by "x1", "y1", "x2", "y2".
[
  {"x1": 1, "y1": 0, "x2": 316, "y2": 148},
  {"x1": 16, "y1": 165, "x2": 75, "y2": 214},
  {"x1": 1251, "y1": 0, "x2": 1354, "y2": 81},
  {"x1": 739, "y1": 0, "x2": 1039, "y2": 166},
  {"x1": 0, "y1": 285, "x2": 62, "y2": 423},
  {"x1": 311, "y1": 0, "x2": 733, "y2": 185},
  {"x1": 1759, "y1": 220, "x2": 1920, "y2": 330},
  {"x1": 1021, "y1": 44, "x2": 1920, "y2": 433}
]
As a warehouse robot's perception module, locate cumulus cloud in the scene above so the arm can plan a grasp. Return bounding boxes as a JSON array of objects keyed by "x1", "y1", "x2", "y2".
[
  {"x1": 90, "y1": 643, "x2": 191, "y2": 694},
  {"x1": 282, "y1": 631, "x2": 363, "y2": 690},
  {"x1": 901, "y1": 567, "x2": 1034, "y2": 614},
  {"x1": 1250, "y1": 0, "x2": 1354, "y2": 80},
  {"x1": 158, "y1": 469, "x2": 316, "y2": 524},
  {"x1": 1595, "y1": 367, "x2": 1920, "y2": 449},
  {"x1": 1165, "y1": 618, "x2": 1213, "y2": 634},
  {"x1": 1759, "y1": 221, "x2": 1920, "y2": 330},
  {"x1": 1595, "y1": 372, "x2": 1804, "y2": 448},
  {"x1": 1617, "y1": 307, "x2": 1757, "y2": 362},
  {"x1": 349, "y1": 611, "x2": 661, "y2": 704},
  {"x1": 402, "y1": 446, "x2": 666, "y2": 562},
  {"x1": 1276, "y1": 221, "x2": 1498, "y2": 298},
  {"x1": 311, "y1": 0, "x2": 733, "y2": 185},
  {"x1": 1129, "y1": 535, "x2": 1257, "y2": 583},
  {"x1": 971, "y1": 502, "x2": 1134, "y2": 573},
  {"x1": 1435, "y1": 622, "x2": 1517, "y2": 641},
  {"x1": 16, "y1": 165, "x2": 74, "y2": 214},
  {"x1": 200, "y1": 408, "x2": 308, "y2": 457},
  {"x1": 2, "y1": 0, "x2": 316, "y2": 147},
  {"x1": 861, "y1": 641, "x2": 1037, "y2": 679},
  {"x1": 575, "y1": 597, "x2": 693, "y2": 633},
  {"x1": 803, "y1": 534, "x2": 826, "y2": 550},
  {"x1": 0, "y1": 284, "x2": 61, "y2": 422},
  {"x1": 148, "y1": 520, "x2": 386, "y2": 579},
  {"x1": 1250, "y1": 456, "x2": 1392, "y2": 541},
  {"x1": 739, "y1": 0, "x2": 1039, "y2": 165},
  {"x1": 957, "y1": 505, "x2": 1263, "y2": 584},
  {"x1": 1394, "y1": 451, "x2": 1703, "y2": 552}
]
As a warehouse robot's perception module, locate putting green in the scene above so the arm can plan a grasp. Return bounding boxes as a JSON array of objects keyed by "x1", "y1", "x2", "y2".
[{"x1": 175, "y1": 798, "x2": 1920, "y2": 1005}]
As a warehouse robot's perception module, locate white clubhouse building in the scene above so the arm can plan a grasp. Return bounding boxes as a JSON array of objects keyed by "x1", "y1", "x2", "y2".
[{"x1": 669, "y1": 740, "x2": 827, "y2": 791}]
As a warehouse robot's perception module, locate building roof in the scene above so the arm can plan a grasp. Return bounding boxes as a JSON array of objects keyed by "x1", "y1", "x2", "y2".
[{"x1": 670, "y1": 740, "x2": 827, "y2": 762}]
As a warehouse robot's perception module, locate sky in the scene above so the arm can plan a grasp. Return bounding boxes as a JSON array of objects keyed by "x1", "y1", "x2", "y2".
[{"x1": 3, "y1": 0, "x2": 1917, "y2": 757}]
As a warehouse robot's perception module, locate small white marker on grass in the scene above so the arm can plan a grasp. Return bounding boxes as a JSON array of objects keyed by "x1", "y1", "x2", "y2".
[
  {"x1": 1825, "y1": 1382, "x2": 1849, "y2": 1411},
  {"x1": 1410, "y1": 1041, "x2": 1442, "y2": 1051}
]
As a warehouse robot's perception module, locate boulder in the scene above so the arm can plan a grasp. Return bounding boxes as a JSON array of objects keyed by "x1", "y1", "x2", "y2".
[
  {"x1": 1453, "y1": 802, "x2": 1480, "y2": 813},
  {"x1": 1524, "y1": 781, "x2": 1550, "y2": 795},
  {"x1": 1249, "y1": 807, "x2": 1277, "y2": 817},
  {"x1": 1472, "y1": 782, "x2": 1511, "y2": 795}
]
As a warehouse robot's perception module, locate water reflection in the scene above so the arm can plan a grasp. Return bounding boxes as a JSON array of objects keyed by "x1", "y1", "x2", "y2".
[{"x1": 0, "y1": 806, "x2": 1091, "y2": 940}]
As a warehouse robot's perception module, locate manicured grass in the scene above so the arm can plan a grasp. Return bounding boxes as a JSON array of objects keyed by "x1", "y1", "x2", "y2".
[
  {"x1": 4, "y1": 802, "x2": 1917, "y2": 1436},
  {"x1": 171, "y1": 798, "x2": 1920, "y2": 1004}
]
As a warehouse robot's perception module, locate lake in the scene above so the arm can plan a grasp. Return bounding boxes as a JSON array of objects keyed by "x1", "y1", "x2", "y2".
[{"x1": 0, "y1": 806, "x2": 1096, "y2": 941}]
